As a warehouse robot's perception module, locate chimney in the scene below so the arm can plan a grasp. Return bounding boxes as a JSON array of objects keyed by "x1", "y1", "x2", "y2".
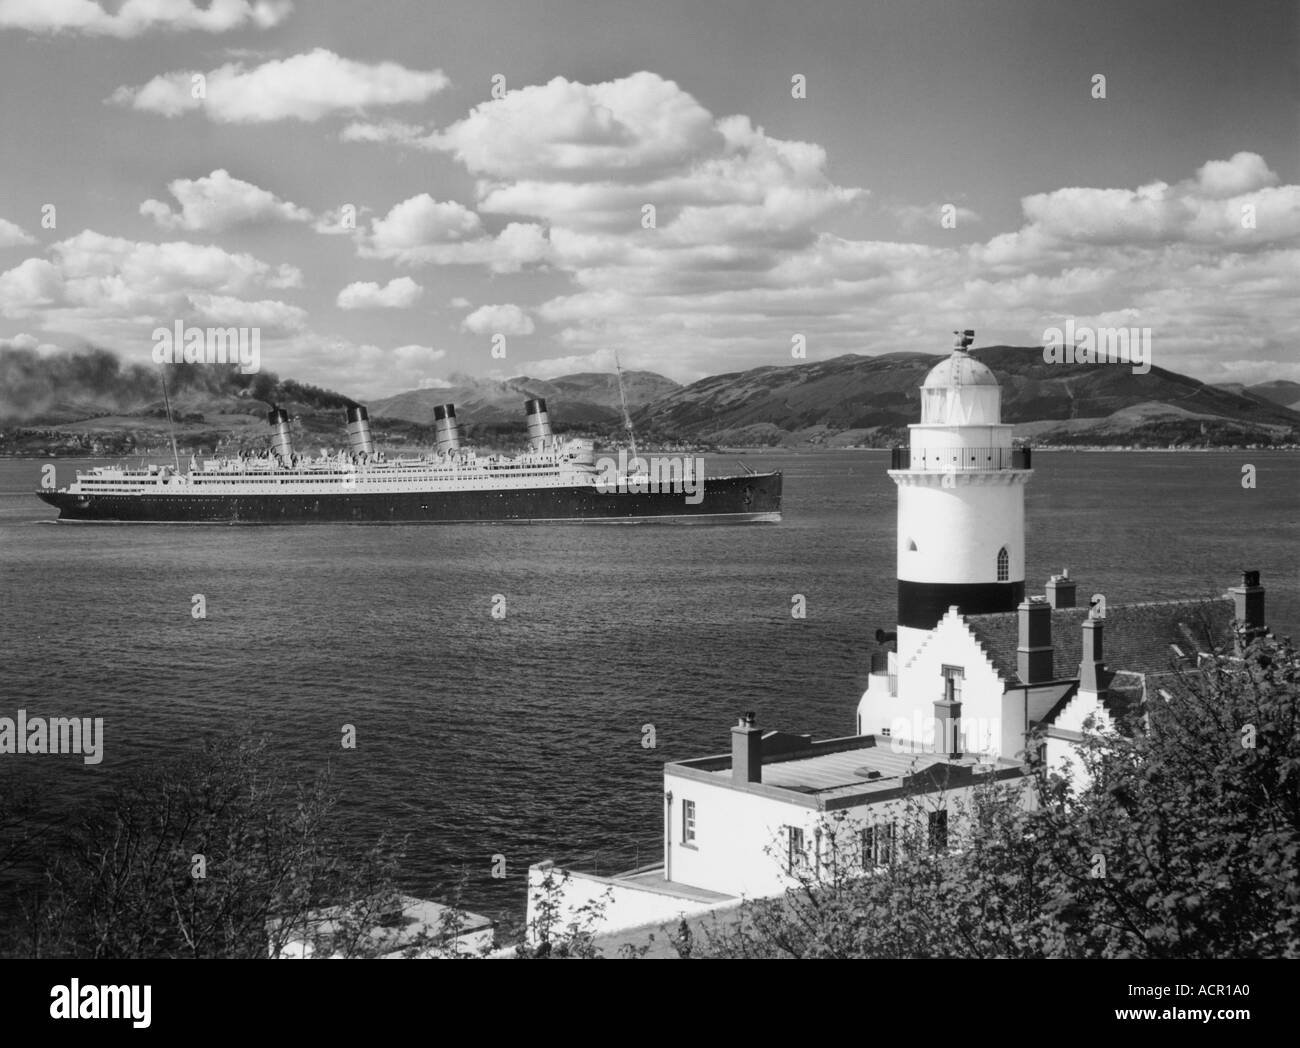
[
  {"x1": 731, "y1": 712, "x2": 762, "y2": 784},
  {"x1": 1017, "y1": 597, "x2": 1054, "y2": 683},
  {"x1": 934, "y1": 683, "x2": 962, "y2": 759},
  {"x1": 1079, "y1": 617, "x2": 1112, "y2": 695},
  {"x1": 1229, "y1": 571, "x2": 1266, "y2": 644},
  {"x1": 524, "y1": 398, "x2": 553, "y2": 450},
  {"x1": 433, "y1": 403, "x2": 461, "y2": 453},
  {"x1": 345, "y1": 404, "x2": 374, "y2": 456},
  {"x1": 1045, "y1": 568, "x2": 1076, "y2": 609},
  {"x1": 267, "y1": 407, "x2": 294, "y2": 463}
]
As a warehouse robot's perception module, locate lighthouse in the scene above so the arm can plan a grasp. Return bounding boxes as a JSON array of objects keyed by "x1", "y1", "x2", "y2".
[{"x1": 891, "y1": 330, "x2": 1032, "y2": 665}]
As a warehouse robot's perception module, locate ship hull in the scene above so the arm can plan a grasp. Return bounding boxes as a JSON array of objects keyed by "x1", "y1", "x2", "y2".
[{"x1": 37, "y1": 473, "x2": 782, "y2": 524}]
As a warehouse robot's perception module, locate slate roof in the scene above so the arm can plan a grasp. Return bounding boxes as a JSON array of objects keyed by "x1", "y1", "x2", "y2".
[{"x1": 964, "y1": 596, "x2": 1237, "y2": 685}]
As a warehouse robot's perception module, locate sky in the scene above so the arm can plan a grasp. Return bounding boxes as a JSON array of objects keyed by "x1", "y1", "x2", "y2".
[{"x1": 0, "y1": 0, "x2": 1296, "y2": 399}]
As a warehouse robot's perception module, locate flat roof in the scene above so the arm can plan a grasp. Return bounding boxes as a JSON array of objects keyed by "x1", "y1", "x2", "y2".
[{"x1": 668, "y1": 735, "x2": 1025, "y2": 808}]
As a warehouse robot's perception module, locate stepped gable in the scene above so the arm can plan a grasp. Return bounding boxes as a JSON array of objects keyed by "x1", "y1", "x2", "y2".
[{"x1": 963, "y1": 596, "x2": 1237, "y2": 684}]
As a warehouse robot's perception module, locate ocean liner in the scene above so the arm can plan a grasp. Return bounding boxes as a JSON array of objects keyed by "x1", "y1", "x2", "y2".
[{"x1": 36, "y1": 398, "x2": 782, "y2": 525}]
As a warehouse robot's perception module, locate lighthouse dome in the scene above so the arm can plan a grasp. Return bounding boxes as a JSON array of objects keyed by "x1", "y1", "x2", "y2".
[
  {"x1": 919, "y1": 333, "x2": 1001, "y2": 425},
  {"x1": 922, "y1": 351, "x2": 999, "y2": 389}
]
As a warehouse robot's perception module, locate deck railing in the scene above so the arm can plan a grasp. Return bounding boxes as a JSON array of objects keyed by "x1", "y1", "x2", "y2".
[{"x1": 890, "y1": 446, "x2": 1031, "y2": 471}]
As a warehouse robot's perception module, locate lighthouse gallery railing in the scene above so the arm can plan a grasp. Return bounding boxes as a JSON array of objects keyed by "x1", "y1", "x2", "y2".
[{"x1": 889, "y1": 446, "x2": 1031, "y2": 471}]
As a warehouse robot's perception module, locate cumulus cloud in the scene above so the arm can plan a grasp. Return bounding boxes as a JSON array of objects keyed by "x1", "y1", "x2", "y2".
[
  {"x1": 391, "y1": 344, "x2": 446, "y2": 369},
  {"x1": 1011, "y1": 151, "x2": 1299, "y2": 249},
  {"x1": 363, "y1": 71, "x2": 1294, "y2": 382},
  {"x1": 0, "y1": 230, "x2": 305, "y2": 348},
  {"x1": 0, "y1": 0, "x2": 291, "y2": 37},
  {"x1": 412, "y1": 73, "x2": 862, "y2": 306},
  {"x1": 520, "y1": 348, "x2": 619, "y2": 379},
  {"x1": 522, "y1": 141, "x2": 1298, "y2": 384},
  {"x1": 109, "y1": 48, "x2": 448, "y2": 123},
  {"x1": 0, "y1": 217, "x2": 37, "y2": 247},
  {"x1": 140, "y1": 169, "x2": 312, "y2": 231},
  {"x1": 433, "y1": 72, "x2": 720, "y2": 180},
  {"x1": 339, "y1": 119, "x2": 436, "y2": 148},
  {"x1": 360, "y1": 194, "x2": 549, "y2": 272},
  {"x1": 188, "y1": 293, "x2": 306, "y2": 334},
  {"x1": 461, "y1": 303, "x2": 534, "y2": 336},
  {"x1": 336, "y1": 277, "x2": 424, "y2": 310}
]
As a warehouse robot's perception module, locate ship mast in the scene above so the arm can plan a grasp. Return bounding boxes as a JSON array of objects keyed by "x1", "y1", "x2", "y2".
[
  {"x1": 614, "y1": 350, "x2": 639, "y2": 464},
  {"x1": 158, "y1": 366, "x2": 182, "y2": 472}
]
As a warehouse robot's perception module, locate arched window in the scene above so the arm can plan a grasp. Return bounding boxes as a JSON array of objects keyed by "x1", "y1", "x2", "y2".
[
  {"x1": 906, "y1": 539, "x2": 917, "y2": 552},
  {"x1": 996, "y1": 546, "x2": 1009, "y2": 582}
]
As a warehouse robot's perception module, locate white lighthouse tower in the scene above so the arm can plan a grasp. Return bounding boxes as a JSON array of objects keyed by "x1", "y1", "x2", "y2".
[{"x1": 891, "y1": 330, "x2": 1033, "y2": 665}]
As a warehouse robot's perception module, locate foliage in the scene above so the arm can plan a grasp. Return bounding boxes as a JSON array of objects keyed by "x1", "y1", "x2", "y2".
[
  {"x1": 690, "y1": 630, "x2": 1300, "y2": 958},
  {"x1": 1, "y1": 734, "x2": 414, "y2": 959}
]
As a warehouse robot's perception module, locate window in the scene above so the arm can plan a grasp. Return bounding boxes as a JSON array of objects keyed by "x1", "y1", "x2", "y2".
[
  {"x1": 928, "y1": 809, "x2": 949, "y2": 852},
  {"x1": 786, "y1": 827, "x2": 805, "y2": 873},
  {"x1": 861, "y1": 822, "x2": 896, "y2": 868},
  {"x1": 682, "y1": 800, "x2": 696, "y2": 844},
  {"x1": 941, "y1": 665, "x2": 963, "y2": 702},
  {"x1": 996, "y1": 546, "x2": 1009, "y2": 582},
  {"x1": 906, "y1": 538, "x2": 917, "y2": 551}
]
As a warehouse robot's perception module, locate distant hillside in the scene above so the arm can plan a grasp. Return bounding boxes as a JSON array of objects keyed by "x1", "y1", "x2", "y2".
[
  {"x1": 369, "y1": 370, "x2": 677, "y2": 427},
  {"x1": 1215, "y1": 379, "x2": 1300, "y2": 413},
  {"x1": 633, "y1": 347, "x2": 1300, "y2": 447},
  {"x1": 3, "y1": 344, "x2": 1296, "y2": 456}
]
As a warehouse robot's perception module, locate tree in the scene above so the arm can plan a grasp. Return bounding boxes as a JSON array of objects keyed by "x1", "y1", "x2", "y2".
[
  {"x1": 1036, "y1": 627, "x2": 1300, "y2": 957},
  {"x1": 3, "y1": 734, "x2": 415, "y2": 959},
  {"x1": 689, "y1": 630, "x2": 1300, "y2": 958}
]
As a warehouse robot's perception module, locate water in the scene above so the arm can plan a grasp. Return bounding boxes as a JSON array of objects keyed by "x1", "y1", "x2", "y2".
[{"x1": 1, "y1": 450, "x2": 1296, "y2": 922}]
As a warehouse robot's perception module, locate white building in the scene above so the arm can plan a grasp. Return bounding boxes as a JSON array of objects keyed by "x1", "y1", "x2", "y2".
[
  {"x1": 270, "y1": 894, "x2": 495, "y2": 959},
  {"x1": 527, "y1": 330, "x2": 1270, "y2": 949}
]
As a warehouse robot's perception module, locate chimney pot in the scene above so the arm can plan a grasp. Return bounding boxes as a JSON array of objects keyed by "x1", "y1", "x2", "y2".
[{"x1": 1046, "y1": 570, "x2": 1077, "y2": 610}]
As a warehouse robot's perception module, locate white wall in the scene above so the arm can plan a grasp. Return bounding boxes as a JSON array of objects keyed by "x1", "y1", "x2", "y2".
[
  {"x1": 1052, "y1": 688, "x2": 1112, "y2": 734},
  {"x1": 881, "y1": 609, "x2": 1017, "y2": 759},
  {"x1": 896, "y1": 474, "x2": 1026, "y2": 586},
  {"x1": 665, "y1": 772, "x2": 822, "y2": 898},
  {"x1": 524, "y1": 863, "x2": 730, "y2": 947}
]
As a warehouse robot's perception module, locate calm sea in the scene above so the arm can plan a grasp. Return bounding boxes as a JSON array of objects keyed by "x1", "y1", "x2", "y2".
[{"x1": 1, "y1": 450, "x2": 1296, "y2": 922}]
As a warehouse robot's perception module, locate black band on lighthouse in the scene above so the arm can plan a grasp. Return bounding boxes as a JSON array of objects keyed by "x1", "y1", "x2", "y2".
[{"x1": 898, "y1": 579, "x2": 1024, "y2": 629}]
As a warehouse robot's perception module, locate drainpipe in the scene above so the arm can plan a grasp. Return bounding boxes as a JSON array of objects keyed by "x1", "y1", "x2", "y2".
[{"x1": 664, "y1": 790, "x2": 673, "y2": 882}]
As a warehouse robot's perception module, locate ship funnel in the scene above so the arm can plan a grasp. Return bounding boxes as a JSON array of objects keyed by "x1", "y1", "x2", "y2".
[
  {"x1": 525, "y1": 397, "x2": 553, "y2": 450},
  {"x1": 345, "y1": 404, "x2": 375, "y2": 456},
  {"x1": 433, "y1": 403, "x2": 461, "y2": 453},
  {"x1": 267, "y1": 407, "x2": 294, "y2": 463}
]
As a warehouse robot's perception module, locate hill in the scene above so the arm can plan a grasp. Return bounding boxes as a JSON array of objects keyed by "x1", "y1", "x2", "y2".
[
  {"x1": 3, "y1": 344, "x2": 1296, "y2": 456},
  {"x1": 1214, "y1": 379, "x2": 1300, "y2": 413},
  {"x1": 633, "y1": 347, "x2": 1300, "y2": 447},
  {"x1": 369, "y1": 370, "x2": 677, "y2": 427}
]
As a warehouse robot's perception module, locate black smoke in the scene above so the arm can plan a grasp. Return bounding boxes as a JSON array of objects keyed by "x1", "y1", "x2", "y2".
[{"x1": 0, "y1": 346, "x2": 354, "y2": 423}]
